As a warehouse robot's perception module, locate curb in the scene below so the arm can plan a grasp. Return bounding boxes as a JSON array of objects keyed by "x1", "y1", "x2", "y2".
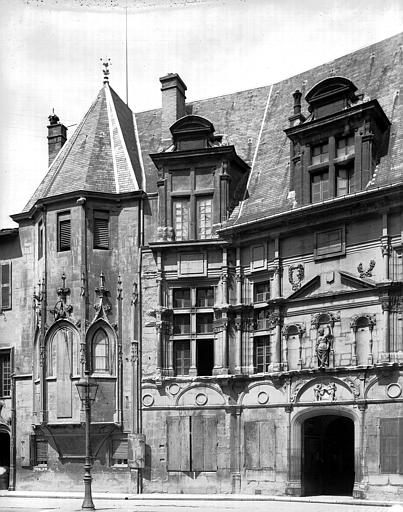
[{"x1": 0, "y1": 491, "x2": 397, "y2": 507}]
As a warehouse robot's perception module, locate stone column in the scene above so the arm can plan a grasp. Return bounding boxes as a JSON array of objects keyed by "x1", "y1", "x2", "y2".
[{"x1": 234, "y1": 316, "x2": 242, "y2": 374}]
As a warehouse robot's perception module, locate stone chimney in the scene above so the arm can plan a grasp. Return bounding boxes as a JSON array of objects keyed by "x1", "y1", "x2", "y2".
[
  {"x1": 288, "y1": 90, "x2": 306, "y2": 127},
  {"x1": 159, "y1": 73, "x2": 187, "y2": 143},
  {"x1": 47, "y1": 111, "x2": 67, "y2": 167}
]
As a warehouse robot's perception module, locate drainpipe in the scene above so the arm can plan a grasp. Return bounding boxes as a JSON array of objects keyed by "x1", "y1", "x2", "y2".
[{"x1": 9, "y1": 348, "x2": 16, "y2": 490}]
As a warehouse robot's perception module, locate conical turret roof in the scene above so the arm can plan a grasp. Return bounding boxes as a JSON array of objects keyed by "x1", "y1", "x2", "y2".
[{"x1": 23, "y1": 83, "x2": 144, "y2": 213}]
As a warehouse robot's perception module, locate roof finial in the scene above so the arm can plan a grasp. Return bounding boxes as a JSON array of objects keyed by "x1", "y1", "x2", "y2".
[
  {"x1": 100, "y1": 57, "x2": 111, "y2": 84},
  {"x1": 48, "y1": 108, "x2": 60, "y2": 125}
]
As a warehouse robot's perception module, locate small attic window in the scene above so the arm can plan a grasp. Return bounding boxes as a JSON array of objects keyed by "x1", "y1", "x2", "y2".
[
  {"x1": 170, "y1": 115, "x2": 215, "y2": 151},
  {"x1": 305, "y1": 77, "x2": 358, "y2": 119}
]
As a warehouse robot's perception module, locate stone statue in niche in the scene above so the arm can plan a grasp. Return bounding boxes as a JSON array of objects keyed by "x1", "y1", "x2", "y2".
[{"x1": 315, "y1": 325, "x2": 332, "y2": 368}]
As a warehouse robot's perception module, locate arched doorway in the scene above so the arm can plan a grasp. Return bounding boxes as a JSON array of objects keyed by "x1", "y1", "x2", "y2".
[
  {"x1": 302, "y1": 415, "x2": 354, "y2": 496},
  {"x1": 0, "y1": 430, "x2": 10, "y2": 490}
]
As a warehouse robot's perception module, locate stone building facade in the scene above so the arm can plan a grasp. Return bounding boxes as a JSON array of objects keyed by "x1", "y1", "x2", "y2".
[{"x1": 0, "y1": 32, "x2": 403, "y2": 500}]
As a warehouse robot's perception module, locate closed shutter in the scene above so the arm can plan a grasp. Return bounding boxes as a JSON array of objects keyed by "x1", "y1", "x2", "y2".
[
  {"x1": 244, "y1": 421, "x2": 275, "y2": 470},
  {"x1": 93, "y1": 212, "x2": 109, "y2": 249},
  {"x1": 191, "y1": 416, "x2": 217, "y2": 471},
  {"x1": 36, "y1": 438, "x2": 48, "y2": 465},
  {"x1": 380, "y1": 418, "x2": 399, "y2": 473},
  {"x1": 0, "y1": 262, "x2": 11, "y2": 310},
  {"x1": 112, "y1": 438, "x2": 128, "y2": 464},
  {"x1": 167, "y1": 416, "x2": 190, "y2": 471},
  {"x1": 259, "y1": 421, "x2": 276, "y2": 469},
  {"x1": 58, "y1": 213, "x2": 71, "y2": 251}
]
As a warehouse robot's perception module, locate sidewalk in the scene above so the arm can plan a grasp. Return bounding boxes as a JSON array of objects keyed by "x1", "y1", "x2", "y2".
[{"x1": 0, "y1": 490, "x2": 398, "y2": 507}]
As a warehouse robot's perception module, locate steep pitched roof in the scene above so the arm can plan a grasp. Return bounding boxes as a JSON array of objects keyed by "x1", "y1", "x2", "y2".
[
  {"x1": 135, "y1": 32, "x2": 403, "y2": 226},
  {"x1": 23, "y1": 83, "x2": 144, "y2": 213}
]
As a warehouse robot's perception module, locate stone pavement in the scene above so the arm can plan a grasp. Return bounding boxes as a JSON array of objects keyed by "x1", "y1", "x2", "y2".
[{"x1": 0, "y1": 492, "x2": 400, "y2": 512}]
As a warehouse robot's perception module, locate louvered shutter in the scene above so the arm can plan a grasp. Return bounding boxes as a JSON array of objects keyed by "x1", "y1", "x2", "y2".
[
  {"x1": 58, "y1": 213, "x2": 71, "y2": 251},
  {"x1": 0, "y1": 262, "x2": 11, "y2": 310},
  {"x1": 94, "y1": 211, "x2": 109, "y2": 249}
]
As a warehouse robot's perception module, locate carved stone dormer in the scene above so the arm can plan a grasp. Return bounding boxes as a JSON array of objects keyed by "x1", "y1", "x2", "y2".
[
  {"x1": 285, "y1": 76, "x2": 391, "y2": 206},
  {"x1": 150, "y1": 115, "x2": 249, "y2": 244}
]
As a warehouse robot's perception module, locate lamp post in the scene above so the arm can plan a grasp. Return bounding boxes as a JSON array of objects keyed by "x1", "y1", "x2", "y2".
[{"x1": 76, "y1": 371, "x2": 99, "y2": 510}]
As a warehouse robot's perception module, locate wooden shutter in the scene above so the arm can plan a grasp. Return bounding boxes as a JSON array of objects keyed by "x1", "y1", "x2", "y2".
[
  {"x1": 58, "y1": 213, "x2": 71, "y2": 251},
  {"x1": 36, "y1": 438, "x2": 48, "y2": 464},
  {"x1": 0, "y1": 262, "x2": 11, "y2": 310},
  {"x1": 167, "y1": 416, "x2": 190, "y2": 471},
  {"x1": 380, "y1": 418, "x2": 399, "y2": 473},
  {"x1": 93, "y1": 212, "x2": 109, "y2": 249},
  {"x1": 244, "y1": 421, "x2": 275, "y2": 470},
  {"x1": 191, "y1": 416, "x2": 217, "y2": 471},
  {"x1": 259, "y1": 421, "x2": 276, "y2": 469}
]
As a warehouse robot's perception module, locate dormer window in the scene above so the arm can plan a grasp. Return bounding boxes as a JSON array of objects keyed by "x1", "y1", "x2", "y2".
[
  {"x1": 311, "y1": 171, "x2": 329, "y2": 203},
  {"x1": 336, "y1": 136, "x2": 355, "y2": 158},
  {"x1": 285, "y1": 76, "x2": 390, "y2": 207},
  {"x1": 311, "y1": 142, "x2": 329, "y2": 166},
  {"x1": 336, "y1": 165, "x2": 355, "y2": 196}
]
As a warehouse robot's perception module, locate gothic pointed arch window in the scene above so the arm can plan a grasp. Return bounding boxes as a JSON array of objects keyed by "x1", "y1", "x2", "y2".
[
  {"x1": 92, "y1": 328, "x2": 110, "y2": 373},
  {"x1": 88, "y1": 323, "x2": 115, "y2": 375},
  {"x1": 45, "y1": 323, "x2": 80, "y2": 421}
]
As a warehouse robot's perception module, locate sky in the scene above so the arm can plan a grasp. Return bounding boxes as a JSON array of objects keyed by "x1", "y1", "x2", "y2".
[{"x1": 0, "y1": 0, "x2": 402, "y2": 228}]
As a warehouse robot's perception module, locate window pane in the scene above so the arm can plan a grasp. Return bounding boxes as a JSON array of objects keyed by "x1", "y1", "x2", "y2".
[
  {"x1": 195, "y1": 169, "x2": 213, "y2": 190},
  {"x1": 173, "y1": 199, "x2": 190, "y2": 241},
  {"x1": 173, "y1": 288, "x2": 191, "y2": 308},
  {"x1": 196, "y1": 287, "x2": 214, "y2": 307},
  {"x1": 196, "y1": 313, "x2": 214, "y2": 333},
  {"x1": 197, "y1": 197, "x2": 212, "y2": 239},
  {"x1": 0, "y1": 352, "x2": 11, "y2": 397},
  {"x1": 255, "y1": 282, "x2": 269, "y2": 302},
  {"x1": 93, "y1": 329, "x2": 109, "y2": 372},
  {"x1": 173, "y1": 314, "x2": 191, "y2": 334},
  {"x1": 311, "y1": 172, "x2": 329, "y2": 203},
  {"x1": 172, "y1": 171, "x2": 190, "y2": 191},
  {"x1": 174, "y1": 341, "x2": 190, "y2": 376},
  {"x1": 254, "y1": 337, "x2": 271, "y2": 373}
]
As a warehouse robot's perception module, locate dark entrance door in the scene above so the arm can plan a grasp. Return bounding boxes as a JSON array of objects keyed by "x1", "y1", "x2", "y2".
[
  {"x1": 302, "y1": 415, "x2": 354, "y2": 496},
  {"x1": 0, "y1": 431, "x2": 10, "y2": 490}
]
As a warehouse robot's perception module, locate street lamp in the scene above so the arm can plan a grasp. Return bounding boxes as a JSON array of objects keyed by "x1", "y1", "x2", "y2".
[{"x1": 76, "y1": 371, "x2": 99, "y2": 510}]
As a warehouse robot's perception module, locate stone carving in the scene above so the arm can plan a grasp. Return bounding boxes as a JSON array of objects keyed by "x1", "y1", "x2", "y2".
[
  {"x1": 343, "y1": 376, "x2": 360, "y2": 397},
  {"x1": 93, "y1": 272, "x2": 112, "y2": 317},
  {"x1": 315, "y1": 325, "x2": 333, "y2": 368},
  {"x1": 290, "y1": 383, "x2": 302, "y2": 403},
  {"x1": 357, "y1": 260, "x2": 375, "y2": 278},
  {"x1": 311, "y1": 311, "x2": 340, "y2": 329},
  {"x1": 314, "y1": 382, "x2": 336, "y2": 401},
  {"x1": 288, "y1": 263, "x2": 304, "y2": 291},
  {"x1": 50, "y1": 273, "x2": 73, "y2": 320}
]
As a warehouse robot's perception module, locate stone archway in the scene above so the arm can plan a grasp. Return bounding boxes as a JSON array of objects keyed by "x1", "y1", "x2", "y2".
[
  {"x1": 287, "y1": 407, "x2": 359, "y2": 497},
  {"x1": 302, "y1": 415, "x2": 354, "y2": 496}
]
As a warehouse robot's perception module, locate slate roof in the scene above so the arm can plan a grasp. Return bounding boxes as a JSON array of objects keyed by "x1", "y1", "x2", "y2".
[
  {"x1": 135, "y1": 32, "x2": 403, "y2": 227},
  {"x1": 23, "y1": 83, "x2": 144, "y2": 213},
  {"x1": 23, "y1": 33, "x2": 402, "y2": 224}
]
